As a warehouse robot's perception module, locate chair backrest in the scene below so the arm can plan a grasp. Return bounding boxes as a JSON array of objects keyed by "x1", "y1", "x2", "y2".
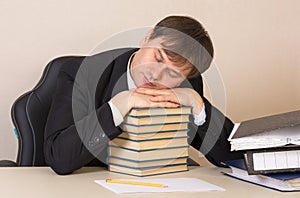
[{"x1": 11, "y1": 56, "x2": 83, "y2": 166}]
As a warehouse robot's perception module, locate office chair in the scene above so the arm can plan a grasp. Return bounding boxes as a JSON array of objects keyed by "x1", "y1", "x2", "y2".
[
  {"x1": 0, "y1": 55, "x2": 83, "y2": 166},
  {"x1": 0, "y1": 48, "x2": 135, "y2": 167}
]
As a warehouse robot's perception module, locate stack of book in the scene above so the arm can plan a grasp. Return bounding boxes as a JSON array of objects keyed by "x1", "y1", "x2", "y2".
[{"x1": 107, "y1": 106, "x2": 192, "y2": 177}]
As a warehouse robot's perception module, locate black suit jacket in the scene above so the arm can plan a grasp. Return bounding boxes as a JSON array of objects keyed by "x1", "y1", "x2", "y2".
[{"x1": 44, "y1": 48, "x2": 242, "y2": 175}]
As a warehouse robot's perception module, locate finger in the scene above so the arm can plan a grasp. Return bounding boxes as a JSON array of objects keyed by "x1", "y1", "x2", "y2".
[
  {"x1": 160, "y1": 102, "x2": 179, "y2": 108},
  {"x1": 149, "y1": 101, "x2": 179, "y2": 108},
  {"x1": 150, "y1": 95, "x2": 180, "y2": 104},
  {"x1": 135, "y1": 88, "x2": 171, "y2": 96}
]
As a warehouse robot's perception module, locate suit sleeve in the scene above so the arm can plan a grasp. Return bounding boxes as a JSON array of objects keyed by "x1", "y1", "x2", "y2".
[
  {"x1": 44, "y1": 59, "x2": 121, "y2": 175},
  {"x1": 188, "y1": 77, "x2": 243, "y2": 166}
]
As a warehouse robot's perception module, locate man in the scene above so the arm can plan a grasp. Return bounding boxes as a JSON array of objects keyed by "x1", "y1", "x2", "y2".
[{"x1": 44, "y1": 16, "x2": 243, "y2": 175}]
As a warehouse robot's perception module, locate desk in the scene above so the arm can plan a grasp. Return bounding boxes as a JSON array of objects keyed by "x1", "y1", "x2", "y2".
[{"x1": 0, "y1": 166, "x2": 298, "y2": 198}]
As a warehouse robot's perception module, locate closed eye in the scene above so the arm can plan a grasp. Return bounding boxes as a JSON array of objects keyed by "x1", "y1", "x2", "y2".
[
  {"x1": 166, "y1": 67, "x2": 182, "y2": 78},
  {"x1": 155, "y1": 49, "x2": 164, "y2": 63}
]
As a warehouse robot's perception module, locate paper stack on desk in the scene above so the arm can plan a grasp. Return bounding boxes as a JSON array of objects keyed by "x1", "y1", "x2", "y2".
[{"x1": 107, "y1": 106, "x2": 192, "y2": 177}]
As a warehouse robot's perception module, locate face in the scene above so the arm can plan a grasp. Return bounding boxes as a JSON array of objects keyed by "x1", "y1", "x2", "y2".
[{"x1": 130, "y1": 38, "x2": 192, "y2": 89}]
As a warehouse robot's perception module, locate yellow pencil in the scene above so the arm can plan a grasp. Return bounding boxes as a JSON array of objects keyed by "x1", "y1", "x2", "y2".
[{"x1": 105, "y1": 179, "x2": 167, "y2": 188}]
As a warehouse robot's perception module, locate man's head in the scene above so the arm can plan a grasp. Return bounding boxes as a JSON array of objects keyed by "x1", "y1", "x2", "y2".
[{"x1": 130, "y1": 15, "x2": 214, "y2": 89}]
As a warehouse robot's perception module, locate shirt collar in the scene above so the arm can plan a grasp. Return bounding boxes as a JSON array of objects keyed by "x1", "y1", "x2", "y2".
[{"x1": 127, "y1": 52, "x2": 137, "y2": 89}]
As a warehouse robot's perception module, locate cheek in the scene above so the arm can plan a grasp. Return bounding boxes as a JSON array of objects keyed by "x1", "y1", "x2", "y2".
[{"x1": 159, "y1": 77, "x2": 182, "y2": 88}]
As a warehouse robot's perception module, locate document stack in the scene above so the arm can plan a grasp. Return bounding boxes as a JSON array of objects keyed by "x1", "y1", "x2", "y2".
[
  {"x1": 228, "y1": 110, "x2": 300, "y2": 175},
  {"x1": 225, "y1": 159, "x2": 300, "y2": 192},
  {"x1": 107, "y1": 106, "x2": 191, "y2": 177},
  {"x1": 225, "y1": 110, "x2": 300, "y2": 192}
]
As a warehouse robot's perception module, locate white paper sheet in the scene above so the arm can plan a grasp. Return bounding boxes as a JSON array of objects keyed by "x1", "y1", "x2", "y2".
[{"x1": 95, "y1": 178, "x2": 225, "y2": 194}]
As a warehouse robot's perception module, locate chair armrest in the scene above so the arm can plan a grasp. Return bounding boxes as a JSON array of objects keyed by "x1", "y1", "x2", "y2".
[{"x1": 0, "y1": 160, "x2": 17, "y2": 167}]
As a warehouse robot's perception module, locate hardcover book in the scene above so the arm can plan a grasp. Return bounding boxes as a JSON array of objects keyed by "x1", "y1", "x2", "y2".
[
  {"x1": 108, "y1": 156, "x2": 188, "y2": 169},
  {"x1": 110, "y1": 136, "x2": 188, "y2": 150},
  {"x1": 109, "y1": 163, "x2": 188, "y2": 177},
  {"x1": 117, "y1": 130, "x2": 188, "y2": 140},
  {"x1": 124, "y1": 114, "x2": 190, "y2": 125},
  {"x1": 121, "y1": 122, "x2": 189, "y2": 134},
  {"x1": 108, "y1": 146, "x2": 189, "y2": 161},
  {"x1": 128, "y1": 106, "x2": 192, "y2": 116}
]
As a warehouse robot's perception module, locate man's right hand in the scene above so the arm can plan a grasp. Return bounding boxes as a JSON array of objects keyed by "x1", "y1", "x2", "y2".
[{"x1": 109, "y1": 89, "x2": 179, "y2": 117}]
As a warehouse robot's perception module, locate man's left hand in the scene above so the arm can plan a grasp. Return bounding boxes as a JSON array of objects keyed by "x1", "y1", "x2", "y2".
[{"x1": 135, "y1": 87, "x2": 204, "y2": 114}]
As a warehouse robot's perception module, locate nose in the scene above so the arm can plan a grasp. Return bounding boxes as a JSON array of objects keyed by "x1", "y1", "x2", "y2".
[{"x1": 149, "y1": 64, "x2": 164, "y2": 82}]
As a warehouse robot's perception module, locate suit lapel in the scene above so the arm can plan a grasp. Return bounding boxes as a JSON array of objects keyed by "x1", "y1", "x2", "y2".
[{"x1": 100, "y1": 48, "x2": 138, "y2": 104}]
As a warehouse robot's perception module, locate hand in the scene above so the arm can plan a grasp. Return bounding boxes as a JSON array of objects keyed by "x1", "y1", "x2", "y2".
[
  {"x1": 110, "y1": 89, "x2": 179, "y2": 117},
  {"x1": 134, "y1": 87, "x2": 204, "y2": 114}
]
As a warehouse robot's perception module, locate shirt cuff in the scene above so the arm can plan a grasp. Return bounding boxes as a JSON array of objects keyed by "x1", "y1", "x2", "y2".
[
  {"x1": 108, "y1": 101, "x2": 124, "y2": 126},
  {"x1": 193, "y1": 105, "x2": 206, "y2": 126}
]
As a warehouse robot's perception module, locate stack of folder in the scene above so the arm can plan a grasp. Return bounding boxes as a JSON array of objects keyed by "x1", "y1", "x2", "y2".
[
  {"x1": 228, "y1": 110, "x2": 300, "y2": 175},
  {"x1": 225, "y1": 110, "x2": 300, "y2": 192},
  {"x1": 107, "y1": 106, "x2": 191, "y2": 177}
]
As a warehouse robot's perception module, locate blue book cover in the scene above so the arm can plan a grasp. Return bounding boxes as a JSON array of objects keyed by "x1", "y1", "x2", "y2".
[
  {"x1": 109, "y1": 162, "x2": 187, "y2": 171},
  {"x1": 127, "y1": 113, "x2": 191, "y2": 118},
  {"x1": 122, "y1": 121, "x2": 190, "y2": 127},
  {"x1": 124, "y1": 129, "x2": 189, "y2": 135},
  {"x1": 108, "y1": 155, "x2": 188, "y2": 163},
  {"x1": 129, "y1": 106, "x2": 192, "y2": 117},
  {"x1": 108, "y1": 163, "x2": 188, "y2": 177},
  {"x1": 109, "y1": 169, "x2": 188, "y2": 177},
  {"x1": 109, "y1": 145, "x2": 188, "y2": 152},
  {"x1": 115, "y1": 135, "x2": 189, "y2": 142}
]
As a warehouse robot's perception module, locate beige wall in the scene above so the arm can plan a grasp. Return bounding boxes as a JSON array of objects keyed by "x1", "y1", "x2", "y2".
[{"x1": 1, "y1": 0, "x2": 299, "y2": 161}]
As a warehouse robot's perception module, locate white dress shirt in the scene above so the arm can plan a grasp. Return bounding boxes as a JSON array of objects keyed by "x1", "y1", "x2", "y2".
[{"x1": 108, "y1": 53, "x2": 206, "y2": 126}]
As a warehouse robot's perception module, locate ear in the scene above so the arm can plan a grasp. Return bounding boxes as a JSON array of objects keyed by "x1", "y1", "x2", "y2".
[{"x1": 139, "y1": 28, "x2": 154, "y2": 47}]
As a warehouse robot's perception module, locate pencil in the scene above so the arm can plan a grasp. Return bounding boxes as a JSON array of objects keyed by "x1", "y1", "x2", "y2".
[{"x1": 105, "y1": 179, "x2": 167, "y2": 188}]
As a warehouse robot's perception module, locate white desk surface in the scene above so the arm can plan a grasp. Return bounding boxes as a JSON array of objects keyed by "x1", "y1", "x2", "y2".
[{"x1": 0, "y1": 166, "x2": 299, "y2": 198}]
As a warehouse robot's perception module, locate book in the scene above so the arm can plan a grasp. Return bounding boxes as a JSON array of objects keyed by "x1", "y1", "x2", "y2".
[
  {"x1": 108, "y1": 146, "x2": 189, "y2": 161},
  {"x1": 228, "y1": 110, "x2": 300, "y2": 151},
  {"x1": 117, "y1": 130, "x2": 188, "y2": 141},
  {"x1": 224, "y1": 159, "x2": 300, "y2": 192},
  {"x1": 109, "y1": 163, "x2": 188, "y2": 177},
  {"x1": 128, "y1": 106, "x2": 192, "y2": 116},
  {"x1": 124, "y1": 114, "x2": 190, "y2": 125},
  {"x1": 110, "y1": 136, "x2": 188, "y2": 150},
  {"x1": 108, "y1": 156, "x2": 188, "y2": 169},
  {"x1": 244, "y1": 146, "x2": 300, "y2": 175},
  {"x1": 121, "y1": 122, "x2": 189, "y2": 134}
]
